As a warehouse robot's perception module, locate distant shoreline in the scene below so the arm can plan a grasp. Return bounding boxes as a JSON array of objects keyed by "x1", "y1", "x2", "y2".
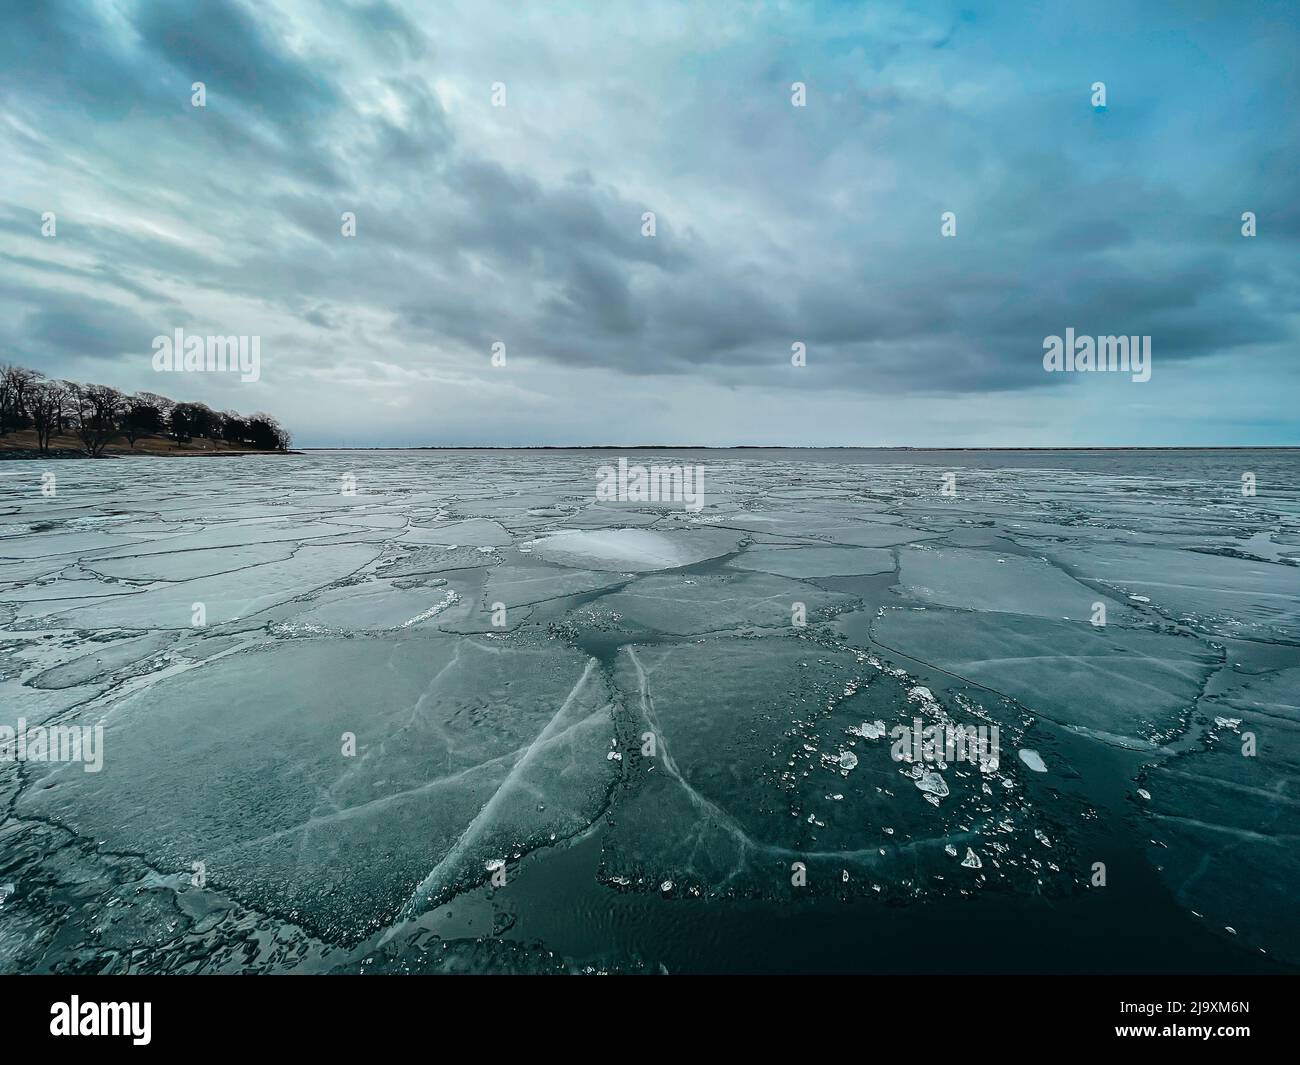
[
  {"x1": 10, "y1": 440, "x2": 1294, "y2": 458},
  {"x1": 0, "y1": 429, "x2": 298, "y2": 460},
  {"x1": 296, "y1": 444, "x2": 1300, "y2": 452},
  {"x1": 0, "y1": 449, "x2": 301, "y2": 460}
]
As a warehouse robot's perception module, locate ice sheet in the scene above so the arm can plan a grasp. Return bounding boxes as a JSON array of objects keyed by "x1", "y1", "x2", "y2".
[
  {"x1": 1, "y1": 449, "x2": 1295, "y2": 970},
  {"x1": 872, "y1": 607, "x2": 1219, "y2": 746},
  {"x1": 16, "y1": 634, "x2": 616, "y2": 941}
]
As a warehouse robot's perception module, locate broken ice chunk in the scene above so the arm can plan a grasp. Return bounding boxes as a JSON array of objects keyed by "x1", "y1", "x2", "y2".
[
  {"x1": 914, "y1": 769, "x2": 949, "y2": 799},
  {"x1": 400, "y1": 590, "x2": 460, "y2": 627},
  {"x1": 1018, "y1": 749, "x2": 1048, "y2": 773},
  {"x1": 961, "y1": 848, "x2": 983, "y2": 869},
  {"x1": 523, "y1": 528, "x2": 739, "y2": 573}
]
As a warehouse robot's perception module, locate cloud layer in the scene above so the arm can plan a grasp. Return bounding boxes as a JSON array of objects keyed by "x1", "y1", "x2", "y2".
[{"x1": 2, "y1": 0, "x2": 1297, "y2": 445}]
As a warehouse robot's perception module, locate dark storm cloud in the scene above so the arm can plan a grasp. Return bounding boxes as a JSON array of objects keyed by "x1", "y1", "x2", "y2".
[
  {"x1": 18, "y1": 293, "x2": 155, "y2": 364},
  {"x1": 0, "y1": 0, "x2": 1296, "y2": 442},
  {"x1": 134, "y1": 0, "x2": 338, "y2": 122},
  {"x1": 0, "y1": 1, "x2": 147, "y2": 120}
]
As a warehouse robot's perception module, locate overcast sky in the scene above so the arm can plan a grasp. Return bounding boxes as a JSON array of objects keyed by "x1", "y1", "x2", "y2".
[{"x1": 2, "y1": 0, "x2": 1297, "y2": 447}]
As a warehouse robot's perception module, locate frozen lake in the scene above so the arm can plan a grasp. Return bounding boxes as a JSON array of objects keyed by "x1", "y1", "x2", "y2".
[{"x1": 1, "y1": 448, "x2": 1297, "y2": 973}]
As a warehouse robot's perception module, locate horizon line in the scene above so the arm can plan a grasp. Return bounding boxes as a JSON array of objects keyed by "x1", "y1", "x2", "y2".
[{"x1": 294, "y1": 444, "x2": 1300, "y2": 452}]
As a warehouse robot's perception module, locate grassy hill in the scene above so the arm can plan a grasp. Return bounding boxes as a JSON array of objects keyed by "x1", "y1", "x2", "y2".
[{"x1": 0, "y1": 428, "x2": 294, "y2": 458}]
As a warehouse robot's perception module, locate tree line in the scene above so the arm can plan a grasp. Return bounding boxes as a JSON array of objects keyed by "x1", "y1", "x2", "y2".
[{"x1": 0, "y1": 364, "x2": 291, "y2": 457}]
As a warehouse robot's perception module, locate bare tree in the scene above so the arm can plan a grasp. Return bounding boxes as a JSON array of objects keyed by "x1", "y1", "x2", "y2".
[
  {"x1": 29, "y1": 381, "x2": 62, "y2": 454},
  {"x1": 56, "y1": 381, "x2": 78, "y2": 434},
  {"x1": 0, "y1": 365, "x2": 10, "y2": 436},
  {"x1": 247, "y1": 412, "x2": 291, "y2": 451},
  {"x1": 1, "y1": 366, "x2": 48, "y2": 436},
  {"x1": 68, "y1": 383, "x2": 125, "y2": 457},
  {"x1": 1, "y1": 361, "x2": 290, "y2": 456},
  {"x1": 169, "y1": 401, "x2": 198, "y2": 443},
  {"x1": 11, "y1": 366, "x2": 41, "y2": 424},
  {"x1": 122, "y1": 393, "x2": 167, "y2": 447},
  {"x1": 133, "y1": 391, "x2": 173, "y2": 446},
  {"x1": 0, "y1": 365, "x2": 19, "y2": 435}
]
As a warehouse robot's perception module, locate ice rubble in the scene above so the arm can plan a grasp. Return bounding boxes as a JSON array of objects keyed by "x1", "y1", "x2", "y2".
[
  {"x1": 1, "y1": 450, "x2": 1296, "y2": 969},
  {"x1": 598, "y1": 637, "x2": 1071, "y2": 900}
]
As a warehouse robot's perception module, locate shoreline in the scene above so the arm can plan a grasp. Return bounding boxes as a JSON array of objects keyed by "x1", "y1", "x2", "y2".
[
  {"x1": 296, "y1": 444, "x2": 1300, "y2": 452},
  {"x1": 0, "y1": 448, "x2": 299, "y2": 460},
  {"x1": 5, "y1": 444, "x2": 1295, "y2": 459}
]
